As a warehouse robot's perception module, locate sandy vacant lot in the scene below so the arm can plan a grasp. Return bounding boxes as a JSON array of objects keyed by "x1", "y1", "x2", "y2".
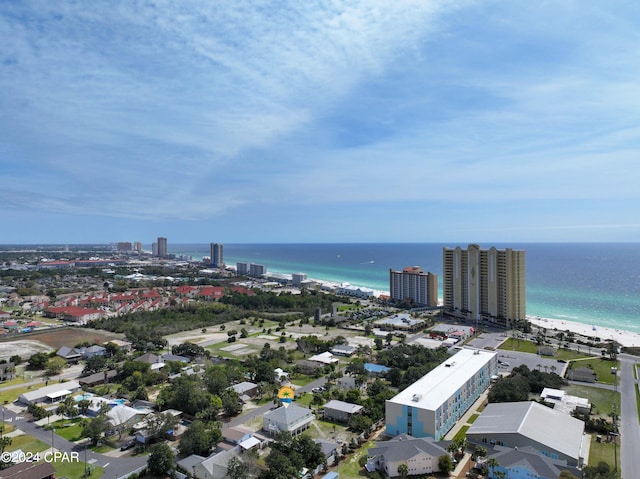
[{"x1": 0, "y1": 339, "x2": 53, "y2": 360}]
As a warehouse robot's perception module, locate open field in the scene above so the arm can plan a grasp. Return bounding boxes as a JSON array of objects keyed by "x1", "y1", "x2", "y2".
[
  {"x1": 588, "y1": 434, "x2": 619, "y2": 471},
  {"x1": 565, "y1": 384, "x2": 620, "y2": 417},
  {"x1": 21, "y1": 327, "x2": 125, "y2": 349}
]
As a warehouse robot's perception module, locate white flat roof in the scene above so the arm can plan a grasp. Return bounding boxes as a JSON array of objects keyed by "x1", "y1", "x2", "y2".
[{"x1": 388, "y1": 348, "x2": 496, "y2": 411}]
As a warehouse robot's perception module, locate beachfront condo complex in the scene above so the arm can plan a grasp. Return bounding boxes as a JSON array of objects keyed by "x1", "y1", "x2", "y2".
[{"x1": 443, "y1": 244, "x2": 526, "y2": 328}]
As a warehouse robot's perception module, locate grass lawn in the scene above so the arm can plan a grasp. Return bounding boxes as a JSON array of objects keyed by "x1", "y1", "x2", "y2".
[
  {"x1": 1, "y1": 422, "x2": 15, "y2": 434},
  {"x1": 289, "y1": 374, "x2": 319, "y2": 387},
  {"x1": 336, "y1": 438, "x2": 375, "y2": 478},
  {"x1": 553, "y1": 348, "x2": 593, "y2": 360},
  {"x1": 454, "y1": 425, "x2": 470, "y2": 442},
  {"x1": 293, "y1": 392, "x2": 314, "y2": 407},
  {"x1": 588, "y1": 434, "x2": 619, "y2": 471},
  {"x1": 498, "y1": 338, "x2": 539, "y2": 354},
  {"x1": 49, "y1": 421, "x2": 85, "y2": 442},
  {"x1": 570, "y1": 359, "x2": 620, "y2": 385},
  {"x1": 0, "y1": 382, "x2": 45, "y2": 404},
  {"x1": 5, "y1": 434, "x2": 49, "y2": 454},
  {"x1": 55, "y1": 461, "x2": 104, "y2": 478},
  {"x1": 565, "y1": 385, "x2": 620, "y2": 417},
  {"x1": 636, "y1": 384, "x2": 640, "y2": 423},
  {"x1": 468, "y1": 413, "x2": 480, "y2": 424}
]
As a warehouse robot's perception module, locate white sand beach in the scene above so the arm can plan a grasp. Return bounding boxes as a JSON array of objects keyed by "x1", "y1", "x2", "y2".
[{"x1": 527, "y1": 315, "x2": 640, "y2": 348}]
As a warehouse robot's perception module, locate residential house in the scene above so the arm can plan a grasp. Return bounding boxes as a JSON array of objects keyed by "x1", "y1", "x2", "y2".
[
  {"x1": 106, "y1": 339, "x2": 132, "y2": 352},
  {"x1": 56, "y1": 345, "x2": 83, "y2": 363},
  {"x1": 223, "y1": 425, "x2": 261, "y2": 451},
  {"x1": 79, "y1": 370, "x2": 117, "y2": 387},
  {"x1": 309, "y1": 351, "x2": 339, "y2": 365},
  {"x1": 323, "y1": 400, "x2": 363, "y2": 423},
  {"x1": 177, "y1": 446, "x2": 242, "y2": 479},
  {"x1": 314, "y1": 439, "x2": 339, "y2": 467},
  {"x1": 18, "y1": 380, "x2": 81, "y2": 405},
  {"x1": 134, "y1": 352, "x2": 165, "y2": 370},
  {"x1": 263, "y1": 404, "x2": 314, "y2": 436},
  {"x1": 0, "y1": 461, "x2": 55, "y2": 479},
  {"x1": 230, "y1": 381, "x2": 259, "y2": 403},
  {"x1": 295, "y1": 360, "x2": 325, "y2": 375},
  {"x1": 336, "y1": 375, "x2": 360, "y2": 391},
  {"x1": 364, "y1": 363, "x2": 391, "y2": 376},
  {"x1": 0, "y1": 362, "x2": 16, "y2": 381},
  {"x1": 567, "y1": 367, "x2": 597, "y2": 383},
  {"x1": 274, "y1": 368, "x2": 290, "y2": 383},
  {"x1": 80, "y1": 345, "x2": 107, "y2": 359},
  {"x1": 366, "y1": 433, "x2": 447, "y2": 478},
  {"x1": 331, "y1": 344, "x2": 357, "y2": 357},
  {"x1": 161, "y1": 353, "x2": 191, "y2": 363}
]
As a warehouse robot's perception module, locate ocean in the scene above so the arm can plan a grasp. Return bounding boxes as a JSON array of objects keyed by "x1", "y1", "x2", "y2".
[{"x1": 168, "y1": 243, "x2": 640, "y2": 333}]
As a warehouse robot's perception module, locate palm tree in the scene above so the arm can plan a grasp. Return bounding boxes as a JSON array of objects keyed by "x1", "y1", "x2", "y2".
[{"x1": 486, "y1": 457, "x2": 500, "y2": 478}]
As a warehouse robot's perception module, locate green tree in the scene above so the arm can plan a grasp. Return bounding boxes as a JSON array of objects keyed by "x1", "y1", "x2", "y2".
[
  {"x1": 438, "y1": 454, "x2": 453, "y2": 474},
  {"x1": 82, "y1": 416, "x2": 108, "y2": 446},
  {"x1": 147, "y1": 443, "x2": 174, "y2": 477},
  {"x1": 222, "y1": 390, "x2": 242, "y2": 416},
  {"x1": 397, "y1": 463, "x2": 409, "y2": 478},
  {"x1": 56, "y1": 396, "x2": 78, "y2": 425},
  {"x1": 178, "y1": 420, "x2": 221, "y2": 457},
  {"x1": 486, "y1": 457, "x2": 500, "y2": 478},
  {"x1": 27, "y1": 352, "x2": 49, "y2": 370},
  {"x1": 227, "y1": 456, "x2": 248, "y2": 479}
]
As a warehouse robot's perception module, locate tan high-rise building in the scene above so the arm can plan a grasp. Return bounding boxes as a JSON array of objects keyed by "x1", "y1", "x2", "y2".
[
  {"x1": 443, "y1": 244, "x2": 525, "y2": 327},
  {"x1": 389, "y1": 266, "x2": 438, "y2": 307}
]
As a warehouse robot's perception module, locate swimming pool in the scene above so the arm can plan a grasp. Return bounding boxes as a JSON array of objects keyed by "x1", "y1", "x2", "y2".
[
  {"x1": 110, "y1": 399, "x2": 127, "y2": 406},
  {"x1": 73, "y1": 393, "x2": 94, "y2": 402}
]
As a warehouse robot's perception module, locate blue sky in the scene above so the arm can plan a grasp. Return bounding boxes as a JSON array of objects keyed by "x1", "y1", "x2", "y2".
[{"x1": 2, "y1": 1, "x2": 640, "y2": 244}]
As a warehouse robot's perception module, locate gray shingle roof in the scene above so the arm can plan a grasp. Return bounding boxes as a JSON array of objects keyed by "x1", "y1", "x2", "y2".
[{"x1": 368, "y1": 434, "x2": 447, "y2": 462}]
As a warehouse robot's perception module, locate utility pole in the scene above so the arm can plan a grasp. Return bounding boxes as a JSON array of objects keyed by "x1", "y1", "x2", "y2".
[{"x1": 612, "y1": 403, "x2": 618, "y2": 471}]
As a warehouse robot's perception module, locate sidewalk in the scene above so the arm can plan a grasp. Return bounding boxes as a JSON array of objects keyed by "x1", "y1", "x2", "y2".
[{"x1": 444, "y1": 390, "x2": 488, "y2": 441}]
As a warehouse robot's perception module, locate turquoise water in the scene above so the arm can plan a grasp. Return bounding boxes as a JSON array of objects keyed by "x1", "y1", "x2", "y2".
[{"x1": 167, "y1": 243, "x2": 640, "y2": 333}]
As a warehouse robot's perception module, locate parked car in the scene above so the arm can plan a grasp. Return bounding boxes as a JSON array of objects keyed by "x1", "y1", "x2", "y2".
[{"x1": 120, "y1": 440, "x2": 136, "y2": 451}]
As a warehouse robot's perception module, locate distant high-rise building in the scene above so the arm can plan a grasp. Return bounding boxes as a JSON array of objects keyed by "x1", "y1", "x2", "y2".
[
  {"x1": 389, "y1": 266, "x2": 438, "y2": 307},
  {"x1": 292, "y1": 273, "x2": 307, "y2": 287},
  {"x1": 237, "y1": 262, "x2": 250, "y2": 275},
  {"x1": 133, "y1": 242, "x2": 143, "y2": 253},
  {"x1": 210, "y1": 243, "x2": 224, "y2": 268},
  {"x1": 443, "y1": 244, "x2": 526, "y2": 328},
  {"x1": 116, "y1": 242, "x2": 132, "y2": 252},
  {"x1": 157, "y1": 237, "x2": 168, "y2": 258},
  {"x1": 249, "y1": 263, "x2": 266, "y2": 276},
  {"x1": 152, "y1": 242, "x2": 158, "y2": 256}
]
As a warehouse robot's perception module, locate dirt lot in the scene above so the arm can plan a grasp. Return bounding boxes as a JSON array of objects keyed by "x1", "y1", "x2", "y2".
[
  {"x1": 5, "y1": 327, "x2": 125, "y2": 351},
  {"x1": 0, "y1": 340, "x2": 53, "y2": 361}
]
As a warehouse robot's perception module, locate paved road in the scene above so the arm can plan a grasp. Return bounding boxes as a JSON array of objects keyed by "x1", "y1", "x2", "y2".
[
  {"x1": 222, "y1": 375, "x2": 329, "y2": 433},
  {"x1": 1, "y1": 406, "x2": 146, "y2": 479},
  {"x1": 619, "y1": 353, "x2": 639, "y2": 479}
]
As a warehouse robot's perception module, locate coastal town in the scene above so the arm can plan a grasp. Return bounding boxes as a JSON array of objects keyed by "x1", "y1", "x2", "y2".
[{"x1": 0, "y1": 242, "x2": 636, "y2": 479}]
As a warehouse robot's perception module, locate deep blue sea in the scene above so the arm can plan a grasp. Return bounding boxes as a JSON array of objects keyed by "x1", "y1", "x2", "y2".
[{"x1": 168, "y1": 243, "x2": 640, "y2": 333}]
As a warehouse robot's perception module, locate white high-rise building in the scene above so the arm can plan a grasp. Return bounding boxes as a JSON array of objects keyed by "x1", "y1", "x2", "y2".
[{"x1": 389, "y1": 266, "x2": 438, "y2": 307}]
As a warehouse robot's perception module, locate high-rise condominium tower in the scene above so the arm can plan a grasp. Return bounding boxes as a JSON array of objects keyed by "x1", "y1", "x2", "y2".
[
  {"x1": 157, "y1": 237, "x2": 168, "y2": 258},
  {"x1": 443, "y1": 244, "x2": 525, "y2": 328},
  {"x1": 389, "y1": 266, "x2": 438, "y2": 307},
  {"x1": 210, "y1": 243, "x2": 224, "y2": 268}
]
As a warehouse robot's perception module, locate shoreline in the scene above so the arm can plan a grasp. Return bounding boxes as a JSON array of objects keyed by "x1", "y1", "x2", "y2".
[{"x1": 526, "y1": 315, "x2": 640, "y2": 348}]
